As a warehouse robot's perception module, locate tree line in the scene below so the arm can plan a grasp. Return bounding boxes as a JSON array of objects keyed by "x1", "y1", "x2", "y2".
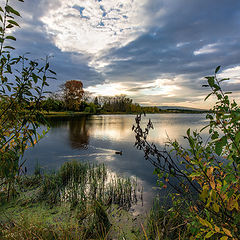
[{"x1": 41, "y1": 80, "x2": 160, "y2": 114}]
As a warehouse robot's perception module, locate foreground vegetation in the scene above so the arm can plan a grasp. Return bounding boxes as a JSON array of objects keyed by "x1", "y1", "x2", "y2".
[
  {"x1": 133, "y1": 67, "x2": 240, "y2": 239},
  {"x1": 0, "y1": 161, "x2": 146, "y2": 239}
]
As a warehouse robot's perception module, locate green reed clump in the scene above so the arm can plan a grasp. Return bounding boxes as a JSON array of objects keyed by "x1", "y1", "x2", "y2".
[
  {"x1": 145, "y1": 196, "x2": 189, "y2": 240},
  {"x1": 38, "y1": 161, "x2": 141, "y2": 210},
  {"x1": 106, "y1": 177, "x2": 138, "y2": 209},
  {"x1": 39, "y1": 174, "x2": 62, "y2": 204},
  {"x1": 0, "y1": 161, "x2": 143, "y2": 239}
]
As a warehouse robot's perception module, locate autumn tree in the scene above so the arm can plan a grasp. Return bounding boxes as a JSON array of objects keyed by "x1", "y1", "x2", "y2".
[{"x1": 63, "y1": 80, "x2": 84, "y2": 111}]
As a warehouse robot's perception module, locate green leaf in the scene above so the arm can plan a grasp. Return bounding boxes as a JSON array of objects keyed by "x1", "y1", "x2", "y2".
[
  {"x1": 211, "y1": 131, "x2": 219, "y2": 140},
  {"x1": 7, "y1": 20, "x2": 20, "y2": 27},
  {"x1": 6, "y1": 24, "x2": 14, "y2": 28},
  {"x1": 213, "y1": 84, "x2": 220, "y2": 91},
  {"x1": 213, "y1": 202, "x2": 219, "y2": 212},
  {"x1": 48, "y1": 69, "x2": 56, "y2": 75},
  {"x1": 200, "y1": 124, "x2": 210, "y2": 132},
  {"x1": 4, "y1": 46, "x2": 15, "y2": 50},
  {"x1": 5, "y1": 5, "x2": 21, "y2": 17},
  {"x1": 45, "y1": 62, "x2": 49, "y2": 70},
  {"x1": 215, "y1": 65, "x2": 221, "y2": 74},
  {"x1": 189, "y1": 136, "x2": 194, "y2": 148},
  {"x1": 7, "y1": 64, "x2": 12, "y2": 73},
  {"x1": 6, "y1": 84, "x2": 11, "y2": 92},
  {"x1": 215, "y1": 136, "x2": 227, "y2": 155},
  {"x1": 32, "y1": 73, "x2": 38, "y2": 83},
  {"x1": 6, "y1": 35, "x2": 16, "y2": 41},
  {"x1": 235, "y1": 131, "x2": 240, "y2": 143},
  {"x1": 206, "y1": 76, "x2": 214, "y2": 87},
  {"x1": 205, "y1": 93, "x2": 212, "y2": 101},
  {"x1": 219, "y1": 78, "x2": 230, "y2": 82}
]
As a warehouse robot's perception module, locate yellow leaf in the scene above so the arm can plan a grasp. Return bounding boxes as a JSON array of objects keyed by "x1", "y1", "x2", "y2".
[
  {"x1": 210, "y1": 177, "x2": 216, "y2": 189},
  {"x1": 227, "y1": 197, "x2": 239, "y2": 211},
  {"x1": 205, "y1": 231, "x2": 214, "y2": 238},
  {"x1": 220, "y1": 236, "x2": 228, "y2": 240},
  {"x1": 198, "y1": 217, "x2": 212, "y2": 229},
  {"x1": 222, "y1": 228, "x2": 232, "y2": 237},
  {"x1": 213, "y1": 202, "x2": 219, "y2": 213},
  {"x1": 200, "y1": 188, "x2": 208, "y2": 200},
  {"x1": 215, "y1": 225, "x2": 220, "y2": 233},
  {"x1": 206, "y1": 198, "x2": 211, "y2": 208},
  {"x1": 207, "y1": 166, "x2": 214, "y2": 178}
]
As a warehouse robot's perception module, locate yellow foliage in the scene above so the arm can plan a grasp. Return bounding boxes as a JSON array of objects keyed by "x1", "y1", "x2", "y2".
[
  {"x1": 220, "y1": 236, "x2": 228, "y2": 240},
  {"x1": 222, "y1": 228, "x2": 232, "y2": 237}
]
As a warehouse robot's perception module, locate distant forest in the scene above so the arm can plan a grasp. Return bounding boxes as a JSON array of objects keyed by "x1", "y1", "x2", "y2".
[
  {"x1": 40, "y1": 80, "x2": 160, "y2": 114},
  {"x1": 41, "y1": 80, "x2": 207, "y2": 114}
]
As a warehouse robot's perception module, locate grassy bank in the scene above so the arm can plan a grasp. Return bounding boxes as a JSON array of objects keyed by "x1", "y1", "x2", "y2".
[
  {"x1": 0, "y1": 161, "x2": 147, "y2": 239},
  {"x1": 0, "y1": 161, "x2": 193, "y2": 240},
  {"x1": 43, "y1": 111, "x2": 93, "y2": 118},
  {"x1": 43, "y1": 110, "x2": 208, "y2": 119}
]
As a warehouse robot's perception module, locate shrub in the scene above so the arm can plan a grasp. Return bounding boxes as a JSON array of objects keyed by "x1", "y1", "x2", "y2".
[
  {"x1": 133, "y1": 66, "x2": 240, "y2": 239},
  {"x1": 0, "y1": 0, "x2": 55, "y2": 198}
]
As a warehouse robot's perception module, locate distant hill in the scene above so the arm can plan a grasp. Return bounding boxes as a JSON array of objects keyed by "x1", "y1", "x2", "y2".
[{"x1": 157, "y1": 106, "x2": 209, "y2": 112}]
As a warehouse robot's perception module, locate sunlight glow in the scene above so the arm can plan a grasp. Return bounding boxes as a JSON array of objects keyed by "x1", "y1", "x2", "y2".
[
  {"x1": 86, "y1": 82, "x2": 129, "y2": 96},
  {"x1": 140, "y1": 79, "x2": 181, "y2": 96}
]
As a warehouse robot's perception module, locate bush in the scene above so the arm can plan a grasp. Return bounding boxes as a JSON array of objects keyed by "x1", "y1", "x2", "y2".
[
  {"x1": 134, "y1": 66, "x2": 240, "y2": 239},
  {"x1": 0, "y1": 0, "x2": 55, "y2": 198}
]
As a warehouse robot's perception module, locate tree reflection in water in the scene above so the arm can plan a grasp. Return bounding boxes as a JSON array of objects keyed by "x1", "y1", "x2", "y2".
[
  {"x1": 47, "y1": 116, "x2": 90, "y2": 149},
  {"x1": 68, "y1": 118, "x2": 90, "y2": 149}
]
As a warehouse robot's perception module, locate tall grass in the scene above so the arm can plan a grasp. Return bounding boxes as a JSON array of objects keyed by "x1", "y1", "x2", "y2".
[
  {"x1": 39, "y1": 161, "x2": 141, "y2": 210},
  {"x1": 0, "y1": 161, "x2": 143, "y2": 239},
  {"x1": 145, "y1": 196, "x2": 190, "y2": 240}
]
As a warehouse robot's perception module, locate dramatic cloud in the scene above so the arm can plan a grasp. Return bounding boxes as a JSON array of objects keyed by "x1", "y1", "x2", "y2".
[
  {"x1": 40, "y1": 0, "x2": 149, "y2": 54},
  {"x1": 9, "y1": 0, "x2": 240, "y2": 107}
]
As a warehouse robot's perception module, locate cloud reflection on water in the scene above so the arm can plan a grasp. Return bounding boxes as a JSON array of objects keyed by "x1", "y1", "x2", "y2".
[{"x1": 24, "y1": 114, "x2": 207, "y2": 211}]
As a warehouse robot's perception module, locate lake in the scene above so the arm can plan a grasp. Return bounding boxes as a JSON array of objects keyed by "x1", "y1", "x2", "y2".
[{"x1": 23, "y1": 113, "x2": 208, "y2": 212}]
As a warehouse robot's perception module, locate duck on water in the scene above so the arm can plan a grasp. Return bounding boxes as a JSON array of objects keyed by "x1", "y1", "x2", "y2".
[{"x1": 115, "y1": 150, "x2": 122, "y2": 155}]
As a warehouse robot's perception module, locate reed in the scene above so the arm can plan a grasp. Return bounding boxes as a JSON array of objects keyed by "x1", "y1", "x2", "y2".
[
  {"x1": 145, "y1": 196, "x2": 189, "y2": 240},
  {"x1": 38, "y1": 161, "x2": 141, "y2": 210},
  {"x1": 0, "y1": 161, "x2": 143, "y2": 239}
]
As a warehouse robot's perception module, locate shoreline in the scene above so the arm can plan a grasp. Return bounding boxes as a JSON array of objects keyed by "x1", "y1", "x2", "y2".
[{"x1": 43, "y1": 110, "x2": 209, "y2": 118}]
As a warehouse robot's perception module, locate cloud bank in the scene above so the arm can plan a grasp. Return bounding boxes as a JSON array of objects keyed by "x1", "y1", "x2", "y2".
[{"x1": 9, "y1": 0, "x2": 240, "y2": 107}]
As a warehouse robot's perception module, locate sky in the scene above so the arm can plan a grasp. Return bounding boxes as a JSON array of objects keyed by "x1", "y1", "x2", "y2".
[{"x1": 7, "y1": 0, "x2": 240, "y2": 108}]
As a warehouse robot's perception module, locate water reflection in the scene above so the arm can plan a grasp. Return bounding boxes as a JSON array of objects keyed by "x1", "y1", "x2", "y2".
[
  {"x1": 24, "y1": 114, "x2": 207, "y2": 212},
  {"x1": 68, "y1": 119, "x2": 90, "y2": 149},
  {"x1": 47, "y1": 117, "x2": 90, "y2": 149}
]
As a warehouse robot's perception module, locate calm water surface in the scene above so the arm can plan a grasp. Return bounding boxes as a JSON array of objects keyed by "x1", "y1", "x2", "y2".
[{"x1": 24, "y1": 114, "x2": 207, "y2": 212}]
